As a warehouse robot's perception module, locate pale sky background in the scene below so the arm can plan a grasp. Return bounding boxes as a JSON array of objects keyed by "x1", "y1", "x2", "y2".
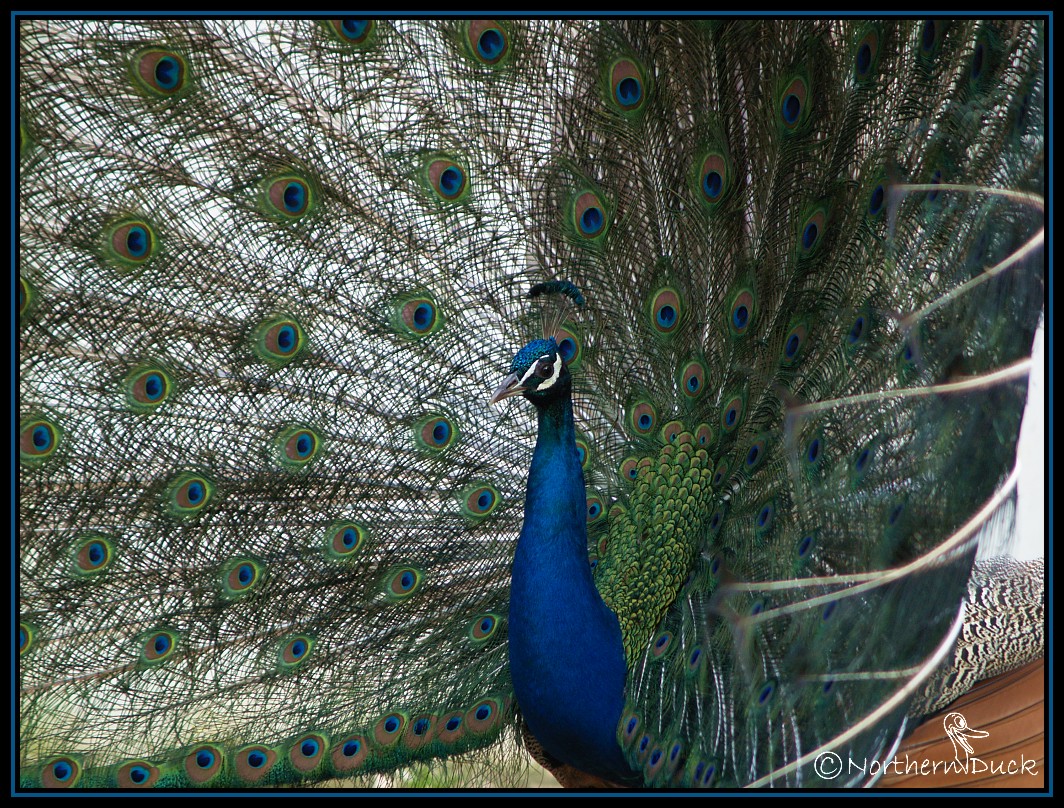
[{"x1": 1015, "y1": 321, "x2": 1045, "y2": 561}]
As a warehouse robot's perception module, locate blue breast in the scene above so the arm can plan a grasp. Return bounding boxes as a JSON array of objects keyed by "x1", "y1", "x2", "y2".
[{"x1": 508, "y1": 395, "x2": 633, "y2": 782}]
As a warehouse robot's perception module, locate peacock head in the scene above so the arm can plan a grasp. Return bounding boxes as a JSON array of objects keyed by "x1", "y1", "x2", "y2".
[{"x1": 490, "y1": 337, "x2": 570, "y2": 406}]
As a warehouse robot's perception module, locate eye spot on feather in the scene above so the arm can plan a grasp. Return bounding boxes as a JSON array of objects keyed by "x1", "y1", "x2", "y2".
[
  {"x1": 290, "y1": 734, "x2": 326, "y2": 772},
  {"x1": 470, "y1": 613, "x2": 501, "y2": 643},
  {"x1": 222, "y1": 558, "x2": 262, "y2": 598},
  {"x1": 920, "y1": 20, "x2": 941, "y2": 57},
  {"x1": 610, "y1": 58, "x2": 645, "y2": 111},
  {"x1": 687, "y1": 647, "x2": 702, "y2": 672},
  {"x1": 799, "y1": 208, "x2": 827, "y2": 255},
  {"x1": 698, "y1": 152, "x2": 730, "y2": 205},
  {"x1": 265, "y1": 176, "x2": 312, "y2": 219},
  {"x1": 854, "y1": 26, "x2": 881, "y2": 79},
  {"x1": 438, "y1": 712, "x2": 466, "y2": 744},
  {"x1": 646, "y1": 746, "x2": 665, "y2": 776},
  {"x1": 779, "y1": 76, "x2": 809, "y2": 130},
  {"x1": 701, "y1": 762, "x2": 717, "y2": 786},
  {"x1": 622, "y1": 713, "x2": 641, "y2": 744},
  {"x1": 712, "y1": 457, "x2": 729, "y2": 487},
  {"x1": 374, "y1": 715, "x2": 406, "y2": 745},
  {"x1": 629, "y1": 401, "x2": 657, "y2": 436},
  {"x1": 651, "y1": 632, "x2": 672, "y2": 658},
  {"x1": 822, "y1": 601, "x2": 838, "y2": 621},
  {"x1": 558, "y1": 335, "x2": 578, "y2": 366},
  {"x1": 466, "y1": 697, "x2": 503, "y2": 733},
  {"x1": 681, "y1": 360, "x2": 706, "y2": 398},
  {"x1": 105, "y1": 219, "x2": 156, "y2": 271},
  {"x1": 721, "y1": 394, "x2": 743, "y2": 433},
  {"x1": 467, "y1": 21, "x2": 509, "y2": 65},
  {"x1": 572, "y1": 191, "x2": 608, "y2": 239},
  {"x1": 42, "y1": 757, "x2": 81, "y2": 788},
  {"x1": 696, "y1": 424, "x2": 713, "y2": 447},
  {"x1": 132, "y1": 48, "x2": 187, "y2": 96},
  {"x1": 328, "y1": 522, "x2": 366, "y2": 559},
  {"x1": 235, "y1": 745, "x2": 278, "y2": 783},
  {"x1": 868, "y1": 183, "x2": 885, "y2": 216},
  {"x1": 575, "y1": 438, "x2": 590, "y2": 469},
  {"x1": 427, "y1": 159, "x2": 468, "y2": 201},
  {"x1": 74, "y1": 536, "x2": 114, "y2": 575},
  {"x1": 899, "y1": 336, "x2": 919, "y2": 367},
  {"x1": 185, "y1": 746, "x2": 223, "y2": 784},
  {"x1": 650, "y1": 288, "x2": 682, "y2": 334},
  {"x1": 856, "y1": 43, "x2": 872, "y2": 75},
  {"x1": 410, "y1": 298, "x2": 433, "y2": 328},
  {"x1": 708, "y1": 509, "x2": 724, "y2": 536},
  {"x1": 586, "y1": 496, "x2": 604, "y2": 523},
  {"x1": 780, "y1": 320, "x2": 810, "y2": 365},
  {"x1": 253, "y1": 316, "x2": 307, "y2": 365},
  {"x1": 387, "y1": 567, "x2": 424, "y2": 600},
  {"x1": 556, "y1": 327, "x2": 582, "y2": 367},
  {"x1": 745, "y1": 435, "x2": 768, "y2": 471},
  {"x1": 847, "y1": 315, "x2": 866, "y2": 346},
  {"x1": 329, "y1": 19, "x2": 374, "y2": 45},
  {"x1": 854, "y1": 443, "x2": 875, "y2": 480},
  {"x1": 142, "y1": 630, "x2": 177, "y2": 663},
  {"x1": 279, "y1": 635, "x2": 314, "y2": 668},
  {"x1": 331, "y1": 736, "x2": 368, "y2": 771},
  {"x1": 20, "y1": 622, "x2": 35, "y2": 656},
  {"x1": 118, "y1": 761, "x2": 159, "y2": 788},
  {"x1": 404, "y1": 715, "x2": 438, "y2": 750},
  {"x1": 728, "y1": 289, "x2": 755, "y2": 336},
  {"x1": 125, "y1": 366, "x2": 172, "y2": 411},
  {"x1": 416, "y1": 413, "x2": 457, "y2": 452},
  {"x1": 461, "y1": 484, "x2": 499, "y2": 518},
  {"x1": 662, "y1": 420, "x2": 683, "y2": 444},
  {"x1": 782, "y1": 94, "x2": 800, "y2": 124},
  {"x1": 277, "y1": 426, "x2": 321, "y2": 468},
  {"x1": 755, "y1": 502, "x2": 775, "y2": 533},
  {"x1": 400, "y1": 297, "x2": 440, "y2": 336},
  {"x1": 797, "y1": 534, "x2": 814, "y2": 558},
  {"x1": 806, "y1": 437, "x2": 821, "y2": 465}
]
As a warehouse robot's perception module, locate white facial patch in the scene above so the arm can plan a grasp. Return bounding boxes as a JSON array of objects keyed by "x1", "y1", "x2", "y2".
[{"x1": 518, "y1": 352, "x2": 563, "y2": 391}]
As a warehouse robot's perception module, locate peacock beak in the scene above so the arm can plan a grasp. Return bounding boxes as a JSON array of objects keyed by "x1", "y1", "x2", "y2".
[{"x1": 490, "y1": 373, "x2": 526, "y2": 405}]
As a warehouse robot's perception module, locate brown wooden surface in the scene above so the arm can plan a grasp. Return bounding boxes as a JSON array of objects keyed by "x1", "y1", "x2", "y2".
[{"x1": 878, "y1": 658, "x2": 1044, "y2": 788}]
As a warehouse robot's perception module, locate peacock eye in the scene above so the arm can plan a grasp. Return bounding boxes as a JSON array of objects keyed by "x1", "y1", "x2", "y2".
[{"x1": 536, "y1": 360, "x2": 552, "y2": 377}]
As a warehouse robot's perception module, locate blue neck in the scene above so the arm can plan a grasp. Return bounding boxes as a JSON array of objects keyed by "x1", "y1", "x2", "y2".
[{"x1": 508, "y1": 392, "x2": 633, "y2": 783}]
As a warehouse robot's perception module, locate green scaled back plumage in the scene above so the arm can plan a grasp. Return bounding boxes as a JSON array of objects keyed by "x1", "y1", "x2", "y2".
[{"x1": 19, "y1": 19, "x2": 1043, "y2": 789}]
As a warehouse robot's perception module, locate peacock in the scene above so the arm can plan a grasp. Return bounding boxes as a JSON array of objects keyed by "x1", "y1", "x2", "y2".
[{"x1": 18, "y1": 18, "x2": 1045, "y2": 790}]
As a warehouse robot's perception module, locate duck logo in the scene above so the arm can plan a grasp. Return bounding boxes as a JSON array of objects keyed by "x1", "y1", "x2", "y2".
[{"x1": 943, "y1": 712, "x2": 989, "y2": 765}]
